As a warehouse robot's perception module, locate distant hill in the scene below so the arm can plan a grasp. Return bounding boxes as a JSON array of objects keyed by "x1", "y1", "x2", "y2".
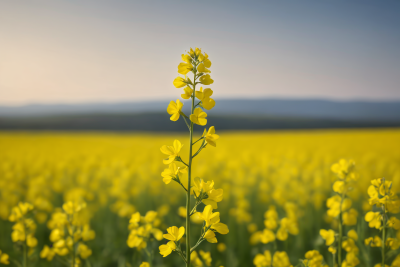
[
  {"x1": 1, "y1": 99, "x2": 400, "y2": 121},
  {"x1": 0, "y1": 99, "x2": 399, "y2": 131}
]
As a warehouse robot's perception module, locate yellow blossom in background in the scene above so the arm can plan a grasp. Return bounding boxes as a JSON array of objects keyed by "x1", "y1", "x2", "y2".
[
  {"x1": 320, "y1": 229, "x2": 335, "y2": 246},
  {"x1": 0, "y1": 250, "x2": 9, "y2": 265}
]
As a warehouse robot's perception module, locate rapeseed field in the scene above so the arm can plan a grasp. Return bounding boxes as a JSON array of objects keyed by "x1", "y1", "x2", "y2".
[{"x1": 0, "y1": 129, "x2": 400, "y2": 267}]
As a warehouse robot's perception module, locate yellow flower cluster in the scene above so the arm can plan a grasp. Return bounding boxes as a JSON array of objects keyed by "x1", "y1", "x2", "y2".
[
  {"x1": 40, "y1": 201, "x2": 95, "y2": 266},
  {"x1": 127, "y1": 211, "x2": 163, "y2": 251},
  {"x1": 303, "y1": 250, "x2": 329, "y2": 267},
  {"x1": 365, "y1": 178, "x2": 400, "y2": 267},
  {"x1": 253, "y1": 250, "x2": 292, "y2": 267},
  {"x1": 8, "y1": 202, "x2": 37, "y2": 265},
  {"x1": 250, "y1": 203, "x2": 299, "y2": 245}
]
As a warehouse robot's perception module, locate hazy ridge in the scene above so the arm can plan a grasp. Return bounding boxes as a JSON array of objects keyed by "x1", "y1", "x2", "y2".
[{"x1": 1, "y1": 99, "x2": 399, "y2": 131}]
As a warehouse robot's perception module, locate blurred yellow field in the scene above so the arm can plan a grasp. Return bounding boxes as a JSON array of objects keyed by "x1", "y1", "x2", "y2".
[{"x1": 0, "y1": 129, "x2": 400, "y2": 267}]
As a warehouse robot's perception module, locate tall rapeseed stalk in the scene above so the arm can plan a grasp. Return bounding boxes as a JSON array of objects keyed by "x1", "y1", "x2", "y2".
[{"x1": 159, "y1": 47, "x2": 229, "y2": 267}]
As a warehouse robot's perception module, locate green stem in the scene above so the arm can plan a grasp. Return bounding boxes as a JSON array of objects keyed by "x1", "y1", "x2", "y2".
[
  {"x1": 23, "y1": 243, "x2": 27, "y2": 267},
  {"x1": 186, "y1": 66, "x2": 197, "y2": 267},
  {"x1": 192, "y1": 137, "x2": 204, "y2": 146},
  {"x1": 192, "y1": 143, "x2": 206, "y2": 158},
  {"x1": 338, "y1": 190, "x2": 345, "y2": 267},
  {"x1": 190, "y1": 239, "x2": 205, "y2": 253},
  {"x1": 382, "y1": 204, "x2": 386, "y2": 267},
  {"x1": 182, "y1": 115, "x2": 191, "y2": 130},
  {"x1": 332, "y1": 252, "x2": 335, "y2": 267}
]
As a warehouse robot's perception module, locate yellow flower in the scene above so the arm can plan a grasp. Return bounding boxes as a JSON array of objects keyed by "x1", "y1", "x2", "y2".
[
  {"x1": 365, "y1": 211, "x2": 381, "y2": 229},
  {"x1": 190, "y1": 108, "x2": 207, "y2": 126},
  {"x1": 140, "y1": 262, "x2": 150, "y2": 267},
  {"x1": 11, "y1": 222, "x2": 25, "y2": 242},
  {"x1": 178, "y1": 62, "x2": 193, "y2": 75},
  {"x1": 260, "y1": 229, "x2": 275, "y2": 244},
  {"x1": 62, "y1": 201, "x2": 84, "y2": 215},
  {"x1": 173, "y1": 76, "x2": 187, "y2": 88},
  {"x1": 195, "y1": 87, "x2": 213, "y2": 100},
  {"x1": 196, "y1": 205, "x2": 220, "y2": 227},
  {"x1": 204, "y1": 229, "x2": 217, "y2": 243},
  {"x1": 320, "y1": 229, "x2": 335, "y2": 246},
  {"x1": 217, "y1": 243, "x2": 226, "y2": 252},
  {"x1": 77, "y1": 243, "x2": 92, "y2": 259},
  {"x1": 331, "y1": 159, "x2": 355, "y2": 179},
  {"x1": 167, "y1": 99, "x2": 184, "y2": 121},
  {"x1": 388, "y1": 217, "x2": 400, "y2": 230},
  {"x1": 161, "y1": 163, "x2": 187, "y2": 184},
  {"x1": 272, "y1": 251, "x2": 292, "y2": 267},
  {"x1": 192, "y1": 177, "x2": 223, "y2": 208},
  {"x1": 333, "y1": 180, "x2": 345, "y2": 193},
  {"x1": 181, "y1": 86, "x2": 193, "y2": 99},
  {"x1": 40, "y1": 245, "x2": 55, "y2": 261},
  {"x1": 199, "y1": 74, "x2": 214, "y2": 85},
  {"x1": 253, "y1": 250, "x2": 272, "y2": 267},
  {"x1": 304, "y1": 250, "x2": 325, "y2": 267},
  {"x1": 198, "y1": 52, "x2": 212, "y2": 68},
  {"x1": 342, "y1": 238, "x2": 357, "y2": 252},
  {"x1": 328, "y1": 246, "x2": 337, "y2": 254},
  {"x1": 365, "y1": 236, "x2": 382, "y2": 247},
  {"x1": 392, "y1": 255, "x2": 400, "y2": 267},
  {"x1": 202, "y1": 126, "x2": 219, "y2": 147},
  {"x1": 0, "y1": 250, "x2": 10, "y2": 265},
  {"x1": 191, "y1": 251, "x2": 204, "y2": 266},
  {"x1": 27, "y1": 234, "x2": 38, "y2": 247},
  {"x1": 202, "y1": 97, "x2": 216, "y2": 110},
  {"x1": 163, "y1": 226, "x2": 185, "y2": 241},
  {"x1": 276, "y1": 217, "x2": 298, "y2": 241},
  {"x1": 81, "y1": 225, "x2": 95, "y2": 241},
  {"x1": 160, "y1": 140, "x2": 182, "y2": 164},
  {"x1": 386, "y1": 238, "x2": 400, "y2": 250},
  {"x1": 347, "y1": 229, "x2": 358, "y2": 241},
  {"x1": 199, "y1": 250, "x2": 212, "y2": 266},
  {"x1": 182, "y1": 53, "x2": 192, "y2": 63},
  {"x1": 129, "y1": 212, "x2": 141, "y2": 229},
  {"x1": 343, "y1": 208, "x2": 358, "y2": 226},
  {"x1": 8, "y1": 202, "x2": 34, "y2": 222},
  {"x1": 342, "y1": 252, "x2": 360, "y2": 267},
  {"x1": 159, "y1": 241, "x2": 176, "y2": 257},
  {"x1": 196, "y1": 205, "x2": 229, "y2": 236},
  {"x1": 197, "y1": 63, "x2": 210, "y2": 73}
]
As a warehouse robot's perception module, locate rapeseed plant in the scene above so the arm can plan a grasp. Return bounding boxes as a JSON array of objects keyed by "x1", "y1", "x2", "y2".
[
  {"x1": 40, "y1": 201, "x2": 95, "y2": 267},
  {"x1": 8, "y1": 202, "x2": 37, "y2": 267},
  {"x1": 365, "y1": 178, "x2": 400, "y2": 267},
  {"x1": 159, "y1": 47, "x2": 228, "y2": 267}
]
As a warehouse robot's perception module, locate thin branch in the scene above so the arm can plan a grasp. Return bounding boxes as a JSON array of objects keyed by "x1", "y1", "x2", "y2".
[
  {"x1": 181, "y1": 116, "x2": 191, "y2": 130},
  {"x1": 192, "y1": 143, "x2": 207, "y2": 158},
  {"x1": 192, "y1": 137, "x2": 204, "y2": 146}
]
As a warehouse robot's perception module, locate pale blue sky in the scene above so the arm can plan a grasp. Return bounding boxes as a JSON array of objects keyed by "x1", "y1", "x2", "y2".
[{"x1": 1, "y1": 1, "x2": 399, "y2": 105}]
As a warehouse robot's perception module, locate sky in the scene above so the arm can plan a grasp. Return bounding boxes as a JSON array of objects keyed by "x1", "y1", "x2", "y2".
[{"x1": 1, "y1": 0, "x2": 399, "y2": 106}]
